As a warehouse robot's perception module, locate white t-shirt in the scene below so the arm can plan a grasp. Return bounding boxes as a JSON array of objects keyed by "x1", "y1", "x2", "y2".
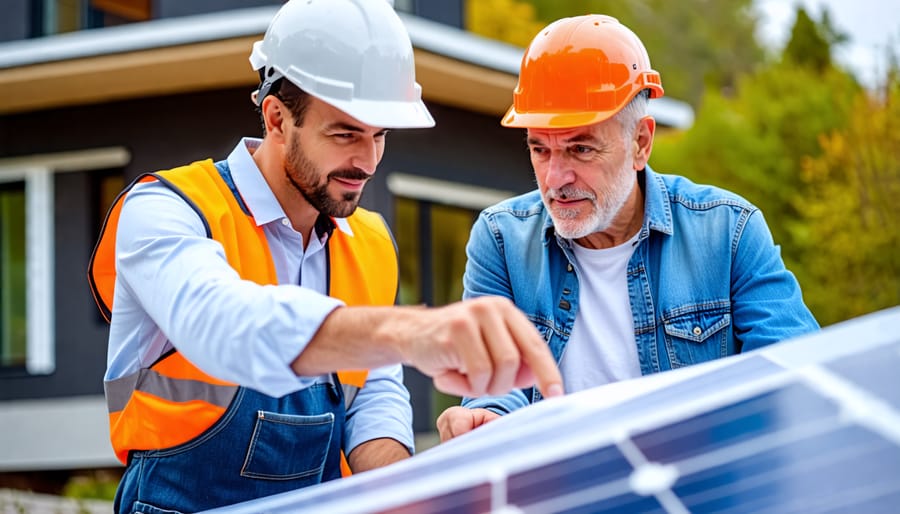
[{"x1": 559, "y1": 232, "x2": 642, "y2": 393}]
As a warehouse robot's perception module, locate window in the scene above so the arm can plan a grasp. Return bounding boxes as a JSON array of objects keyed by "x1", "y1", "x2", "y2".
[
  {"x1": 32, "y1": 0, "x2": 150, "y2": 37},
  {"x1": 0, "y1": 183, "x2": 26, "y2": 369},
  {"x1": 388, "y1": 173, "x2": 514, "y2": 430},
  {"x1": 0, "y1": 147, "x2": 129, "y2": 375}
]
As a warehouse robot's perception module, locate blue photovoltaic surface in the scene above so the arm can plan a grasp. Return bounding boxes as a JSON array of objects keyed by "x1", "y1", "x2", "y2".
[
  {"x1": 550, "y1": 491, "x2": 665, "y2": 514},
  {"x1": 632, "y1": 382, "x2": 840, "y2": 463},
  {"x1": 673, "y1": 424, "x2": 900, "y2": 513},
  {"x1": 202, "y1": 307, "x2": 900, "y2": 514},
  {"x1": 507, "y1": 444, "x2": 632, "y2": 506},
  {"x1": 376, "y1": 483, "x2": 492, "y2": 514},
  {"x1": 825, "y1": 339, "x2": 900, "y2": 409}
]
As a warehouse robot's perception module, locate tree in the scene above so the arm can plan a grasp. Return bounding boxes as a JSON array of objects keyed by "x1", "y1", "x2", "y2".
[
  {"x1": 782, "y1": 7, "x2": 845, "y2": 72},
  {"x1": 465, "y1": 0, "x2": 546, "y2": 48},
  {"x1": 792, "y1": 73, "x2": 900, "y2": 325},
  {"x1": 651, "y1": 61, "x2": 859, "y2": 263}
]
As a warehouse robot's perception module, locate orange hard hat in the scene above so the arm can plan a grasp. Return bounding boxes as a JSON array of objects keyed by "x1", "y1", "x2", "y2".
[{"x1": 502, "y1": 15, "x2": 664, "y2": 129}]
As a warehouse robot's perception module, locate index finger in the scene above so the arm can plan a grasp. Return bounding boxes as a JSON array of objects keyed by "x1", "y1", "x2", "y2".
[{"x1": 504, "y1": 308, "x2": 564, "y2": 398}]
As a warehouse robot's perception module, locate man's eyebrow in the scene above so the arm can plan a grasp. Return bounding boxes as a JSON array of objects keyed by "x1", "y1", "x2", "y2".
[
  {"x1": 325, "y1": 122, "x2": 388, "y2": 136},
  {"x1": 526, "y1": 133, "x2": 599, "y2": 146},
  {"x1": 325, "y1": 122, "x2": 365, "y2": 133},
  {"x1": 563, "y1": 133, "x2": 600, "y2": 144}
]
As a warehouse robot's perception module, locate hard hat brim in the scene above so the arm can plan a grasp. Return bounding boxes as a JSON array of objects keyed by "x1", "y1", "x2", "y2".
[
  {"x1": 501, "y1": 107, "x2": 619, "y2": 129},
  {"x1": 322, "y1": 93, "x2": 435, "y2": 129}
]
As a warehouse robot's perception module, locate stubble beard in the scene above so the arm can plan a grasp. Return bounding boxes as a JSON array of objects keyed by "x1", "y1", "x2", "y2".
[
  {"x1": 543, "y1": 162, "x2": 636, "y2": 240},
  {"x1": 284, "y1": 136, "x2": 368, "y2": 219}
]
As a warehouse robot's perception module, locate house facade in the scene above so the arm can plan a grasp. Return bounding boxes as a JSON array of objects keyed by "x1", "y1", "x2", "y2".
[{"x1": 0, "y1": 0, "x2": 693, "y2": 481}]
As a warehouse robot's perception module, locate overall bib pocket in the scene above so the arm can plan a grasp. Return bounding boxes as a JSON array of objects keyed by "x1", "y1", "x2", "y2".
[{"x1": 241, "y1": 411, "x2": 335, "y2": 480}]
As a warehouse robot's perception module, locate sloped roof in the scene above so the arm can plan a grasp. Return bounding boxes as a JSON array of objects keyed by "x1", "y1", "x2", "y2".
[{"x1": 0, "y1": 6, "x2": 693, "y2": 127}]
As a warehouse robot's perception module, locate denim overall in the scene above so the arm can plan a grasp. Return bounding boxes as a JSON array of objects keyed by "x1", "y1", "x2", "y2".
[{"x1": 114, "y1": 381, "x2": 346, "y2": 513}]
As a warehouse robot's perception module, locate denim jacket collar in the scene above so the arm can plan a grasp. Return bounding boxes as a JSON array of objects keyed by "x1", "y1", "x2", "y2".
[{"x1": 642, "y1": 166, "x2": 675, "y2": 237}]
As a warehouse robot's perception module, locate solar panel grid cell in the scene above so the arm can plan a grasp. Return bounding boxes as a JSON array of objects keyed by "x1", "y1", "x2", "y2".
[
  {"x1": 632, "y1": 382, "x2": 840, "y2": 463},
  {"x1": 825, "y1": 342, "x2": 900, "y2": 409},
  {"x1": 376, "y1": 483, "x2": 492, "y2": 514},
  {"x1": 507, "y1": 445, "x2": 633, "y2": 506}
]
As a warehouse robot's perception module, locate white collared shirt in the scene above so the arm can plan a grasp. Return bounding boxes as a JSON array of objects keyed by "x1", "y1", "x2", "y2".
[{"x1": 106, "y1": 138, "x2": 412, "y2": 453}]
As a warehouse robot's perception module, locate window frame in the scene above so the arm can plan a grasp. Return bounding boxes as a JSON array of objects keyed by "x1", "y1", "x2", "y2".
[{"x1": 0, "y1": 147, "x2": 129, "y2": 375}]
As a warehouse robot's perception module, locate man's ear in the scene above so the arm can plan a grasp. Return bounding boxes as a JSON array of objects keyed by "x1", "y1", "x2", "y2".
[
  {"x1": 632, "y1": 116, "x2": 656, "y2": 170},
  {"x1": 261, "y1": 95, "x2": 287, "y2": 143}
]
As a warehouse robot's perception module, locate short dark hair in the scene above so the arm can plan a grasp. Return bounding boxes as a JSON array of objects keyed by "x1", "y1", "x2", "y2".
[
  {"x1": 256, "y1": 78, "x2": 313, "y2": 133},
  {"x1": 273, "y1": 80, "x2": 313, "y2": 127}
]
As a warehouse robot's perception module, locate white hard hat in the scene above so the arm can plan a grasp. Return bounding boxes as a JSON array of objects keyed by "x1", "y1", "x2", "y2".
[{"x1": 250, "y1": 0, "x2": 435, "y2": 129}]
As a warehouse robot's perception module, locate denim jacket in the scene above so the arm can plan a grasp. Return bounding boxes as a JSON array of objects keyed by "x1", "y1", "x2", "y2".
[{"x1": 461, "y1": 167, "x2": 819, "y2": 414}]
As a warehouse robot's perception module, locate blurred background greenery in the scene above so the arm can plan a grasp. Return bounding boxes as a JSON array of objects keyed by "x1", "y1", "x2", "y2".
[{"x1": 466, "y1": 0, "x2": 899, "y2": 328}]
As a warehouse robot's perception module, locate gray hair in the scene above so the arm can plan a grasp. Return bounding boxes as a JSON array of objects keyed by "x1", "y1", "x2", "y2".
[{"x1": 614, "y1": 89, "x2": 650, "y2": 139}]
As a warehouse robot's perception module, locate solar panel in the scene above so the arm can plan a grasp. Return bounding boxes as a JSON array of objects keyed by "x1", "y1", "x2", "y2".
[{"x1": 202, "y1": 306, "x2": 900, "y2": 514}]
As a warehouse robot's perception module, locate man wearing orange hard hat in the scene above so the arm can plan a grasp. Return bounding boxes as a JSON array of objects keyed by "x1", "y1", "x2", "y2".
[{"x1": 438, "y1": 15, "x2": 819, "y2": 441}]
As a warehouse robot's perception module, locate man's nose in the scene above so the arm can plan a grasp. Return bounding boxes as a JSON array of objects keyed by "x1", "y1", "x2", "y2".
[
  {"x1": 353, "y1": 139, "x2": 381, "y2": 174},
  {"x1": 544, "y1": 152, "x2": 575, "y2": 190}
]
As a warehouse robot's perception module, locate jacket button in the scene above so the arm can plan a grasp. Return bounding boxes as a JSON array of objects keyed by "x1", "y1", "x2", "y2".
[
  {"x1": 692, "y1": 326, "x2": 702, "y2": 336},
  {"x1": 562, "y1": 288, "x2": 571, "y2": 295},
  {"x1": 567, "y1": 263, "x2": 573, "y2": 272},
  {"x1": 558, "y1": 300, "x2": 571, "y2": 311}
]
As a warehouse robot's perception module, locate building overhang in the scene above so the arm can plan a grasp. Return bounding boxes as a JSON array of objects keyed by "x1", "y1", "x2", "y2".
[{"x1": 0, "y1": 7, "x2": 693, "y2": 128}]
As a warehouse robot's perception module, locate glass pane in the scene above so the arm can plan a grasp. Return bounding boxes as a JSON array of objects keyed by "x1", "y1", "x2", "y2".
[
  {"x1": 394, "y1": 197, "x2": 421, "y2": 305},
  {"x1": 429, "y1": 203, "x2": 477, "y2": 422},
  {"x1": 1, "y1": 183, "x2": 27, "y2": 368},
  {"x1": 95, "y1": 170, "x2": 124, "y2": 237},
  {"x1": 90, "y1": 0, "x2": 152, "y2": 22},
  {"x1": 55, "y1": 0, "x2": 83, "y2": 33},
  {"x1": 430, "y1": 204, "x2": 475, "y2": 306}
]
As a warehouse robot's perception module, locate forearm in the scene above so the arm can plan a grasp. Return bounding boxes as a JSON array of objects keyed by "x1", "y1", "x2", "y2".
[
  {"x1": 294, "y1": 297, "x2": 564, "y2": 400},
  {"x1": 461, "y1": 389, "x2": 531, "y2": 414},
  {"x1": 291, "y1": 305, "x2": 416, "y2": 375},
  {"x1": 347, "y1": 438, "x2": 411, "y2": 473}
]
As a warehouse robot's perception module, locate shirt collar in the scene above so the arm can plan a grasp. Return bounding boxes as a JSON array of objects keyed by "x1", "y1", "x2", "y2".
[{"x1": 226, "y1": 137, "x2": 353, "y2": 236}]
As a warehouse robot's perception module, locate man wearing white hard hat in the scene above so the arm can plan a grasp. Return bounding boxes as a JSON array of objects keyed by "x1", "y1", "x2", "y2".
[{"x1": 88, "y1": 1, "x2": 562, "y2": 511}]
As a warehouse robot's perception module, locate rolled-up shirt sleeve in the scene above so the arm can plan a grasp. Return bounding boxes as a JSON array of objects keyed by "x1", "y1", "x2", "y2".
[
  {"x1": 343, "y1": 364, "x2": 414, "y2": 456},
  {"x1": 112, "y1": 181, "x2": 343, "y2": 398}
]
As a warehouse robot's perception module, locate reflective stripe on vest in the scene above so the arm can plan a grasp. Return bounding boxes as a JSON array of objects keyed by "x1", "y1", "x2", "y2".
[{"x1": 88, "y1": 159, "x2": 399, "y2": 465}]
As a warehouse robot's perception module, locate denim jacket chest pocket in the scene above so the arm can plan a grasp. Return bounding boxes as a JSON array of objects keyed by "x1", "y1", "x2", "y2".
[{"x1": 662, "y1": 307, "x2": 731, "y2": 368}]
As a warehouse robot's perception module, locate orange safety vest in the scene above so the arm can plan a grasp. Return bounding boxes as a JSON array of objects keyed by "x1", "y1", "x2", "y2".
[{"x1": 88, "y1": 160, "x2": 398, "y2": 475}]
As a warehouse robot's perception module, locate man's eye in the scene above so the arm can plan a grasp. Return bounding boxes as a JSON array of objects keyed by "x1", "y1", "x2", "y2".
[{"x1": 573, "y1": 145, "x2": 592, "y2": 154}]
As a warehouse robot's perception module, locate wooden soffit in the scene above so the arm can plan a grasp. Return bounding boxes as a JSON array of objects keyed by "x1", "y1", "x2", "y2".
[{"x1": 0, "y1": 37, "x2": 516, "y2": 117}]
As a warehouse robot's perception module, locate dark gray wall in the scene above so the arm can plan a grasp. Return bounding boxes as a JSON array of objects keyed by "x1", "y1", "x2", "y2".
[
  {"x1": 0, "y1": 87, "x2": 534, "y2": 404},
  {"x1": 0, "y1": 0, "x2": 30, "y2": 42},
  {"x1": 153, "y1": 0, "x2": 281, "y2": 19},
  {"x1": 412, "y1": 0, "x2": 463, "y2": 29}
]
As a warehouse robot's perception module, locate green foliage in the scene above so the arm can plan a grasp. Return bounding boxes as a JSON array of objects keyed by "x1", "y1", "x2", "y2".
[
  {"x1": 465, "y1": 0, "x2": 545, "y2": 48},
  {"x1": 782, "y1": 8, "x2": 833, "y2": 72},
  {"x1": 62, "y1": 471, "x2": 119, "y2": 501},
  {"x1": 652, "y1": 62, "x2": 860, "y2": 259},
  {"x1": 792, "y1": 76, "x2": 900, "y2": 325}
]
